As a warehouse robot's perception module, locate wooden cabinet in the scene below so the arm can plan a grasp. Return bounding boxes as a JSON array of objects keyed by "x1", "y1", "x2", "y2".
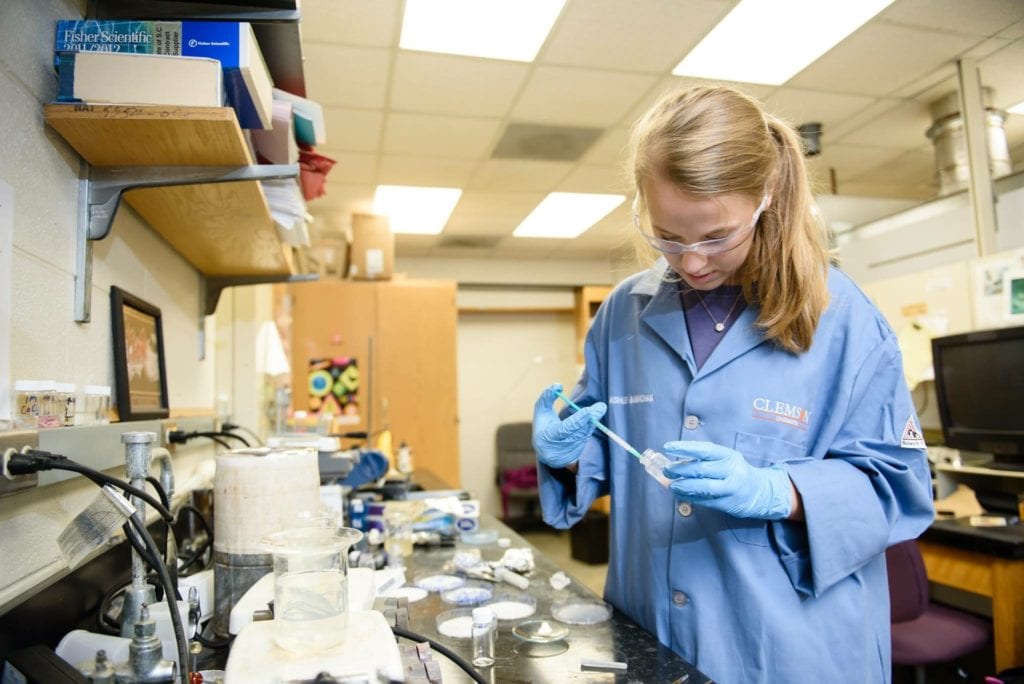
[
  {"x1": 574, "y1": 286, "x2": 611, "y2": 364},
  {"x1": 287, "y1": 279, "x2": 460, "y2": 487}
]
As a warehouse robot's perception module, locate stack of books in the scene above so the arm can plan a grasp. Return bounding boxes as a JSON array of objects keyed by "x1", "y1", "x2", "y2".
[{"x1": 54, "y1": 19, "x2": 274, "y2": 129}]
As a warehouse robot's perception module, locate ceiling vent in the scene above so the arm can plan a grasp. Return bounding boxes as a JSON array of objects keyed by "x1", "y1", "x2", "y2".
[
  {"x1": 926, "y1": 89, "x2": 1011, "y2": 196},
  {"x1": 491, "y1": 123, "x2": 604, "y2": 162},
  {"x1": 438, "y1": 234, "x2": 503, "y2": 249}
]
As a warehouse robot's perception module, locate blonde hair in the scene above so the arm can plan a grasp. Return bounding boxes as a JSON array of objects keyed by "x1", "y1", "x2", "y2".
[{"x1": 628, "y1": 85, "x2": 830, "y2": 354}]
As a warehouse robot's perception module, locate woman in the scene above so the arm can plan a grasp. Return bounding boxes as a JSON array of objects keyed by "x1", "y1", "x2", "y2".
[{"x1": 532, "y1": 85, "x2": 934, "y2": 683}]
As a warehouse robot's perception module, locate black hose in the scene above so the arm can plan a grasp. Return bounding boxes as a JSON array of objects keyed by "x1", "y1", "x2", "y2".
[
  {"x1": 193, "y1": 431, "x2": 249, "y2": 447},
  {"x1": 391, "y1": 625, "x2": 488, "y2": 684},
  {"x1": 222, "y1": 422, "x2": 263, "y2": 446}
]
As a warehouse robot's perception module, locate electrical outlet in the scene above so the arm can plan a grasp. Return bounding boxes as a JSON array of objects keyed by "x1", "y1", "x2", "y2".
[{"x1": 0, "y1": 429, "x2": 39, "y2": 497}]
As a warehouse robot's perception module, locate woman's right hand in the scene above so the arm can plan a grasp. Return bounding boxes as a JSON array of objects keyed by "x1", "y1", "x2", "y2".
[{"x1": 531, "y1": 383, "x2": 607, "y2": 469}]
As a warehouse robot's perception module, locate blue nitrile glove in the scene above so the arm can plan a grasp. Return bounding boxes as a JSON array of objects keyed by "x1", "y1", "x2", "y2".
[
  {"x1": 662, "y1": 441, "x2": 793, "y2": 520},
  {"x1": 532, "y1": 383, "x2": 607, "y2": 469}
]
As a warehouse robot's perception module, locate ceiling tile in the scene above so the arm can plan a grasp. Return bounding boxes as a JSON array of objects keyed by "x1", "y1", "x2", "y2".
[
  {"x1": 304, "y1": 44, "x2": 391, "y2": 109},
  {"x1": 443, "y1": 191, "x2": 544, "y2": 236},
  {"x1": 763, "y1": 88, "x2": 876, "y2": 132},
  {"x1": 382, "y1": 113, "x2": 502, "y2": 158},
  {"x1": 322, "y1": 108, "x2": 384, "y2": 152},
  {"x1": 511, "y1": 66, "x2": 657, "y2": 127},
  {"x1": 582, "y1": 127, "x2": 631, "y2": 166},
  {"x1": 557, "y1": 165, "x2": 629, "y2": 194},
  {"x1": 979, "y1": 40, "x2": 1024, "y2": 108},
  {"x1": 788, "y1": 23, "x2": 979, "y2": 96},
  {"x1": 834, "y1": 99, "x2": 934, "y2": 149},
  {"x1": 390, "y1": 52, "x2": 529, "y2": 117},
  {"x1": 848, "y1": 147, "x2": 937, "y2": 187},
  {"x1": 540, "y1": 0, "x2": 732, "y2": 73},
  {"x1": 878, "y1": 0, "x2": 1024, "y2": 37},
  {"x1": 468, "y1": 159, "x2": 573, "y2": 192},
  {"x1": 621, "y1": 76, "x2": 776, "y2": 127},
  {"x1": 301, "y1": 0, "x2": 399, "y2": 47},
  {"x1": 807, "y1": 144, "x2": 908, "y2": 185},
  {"x1": 314, "y1": 151, "x2": 377, "y2": 185},
  {"x1": 377, "y1": 155, "x2": 478, "y2": 186}
]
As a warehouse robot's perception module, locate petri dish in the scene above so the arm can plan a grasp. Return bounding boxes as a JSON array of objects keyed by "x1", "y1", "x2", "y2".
[
  {"x1": 441, "y1": 581, "x2": 494, "y2": 606},
  {"x1": 483, "y1": 592, "x2": 537, "y2": 621},
  {"x1": 551, "y1": 597, "x2": 613, "y2": 625},
  {"x1": 512, "y1": 619, "x2": 569, "y2": 644},
  {"x1": 435, "y1": 608, "x2": 475, "y2": 639},
  {"x1": 414, "y1": 573, "x2": 465, "y2": 593},
  {"x1": 460, "y1": 528, "x2": 499, "y2": 545},
  {"x1": 379, "y1": 586, "x2": 428, "y2": 603}
]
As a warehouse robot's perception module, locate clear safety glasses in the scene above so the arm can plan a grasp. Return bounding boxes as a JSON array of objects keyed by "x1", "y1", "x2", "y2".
[{"x1": 633, "y1": 193, "x2": 769, "y2": 256}]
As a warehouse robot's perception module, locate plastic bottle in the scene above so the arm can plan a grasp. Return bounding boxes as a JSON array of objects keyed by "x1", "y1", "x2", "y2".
[
  {"x1": 349, "y1": 498, "x2": 366, "y2": 532},
  {"x1": 640, "y1": 448, "x2": 683, "y2": 488},
  {"x1": 397, "y1": 441, "x2": 414, "y2": 475},
  {"x1": 471, "y1": 606, "x2": 496, "y2": 668}
]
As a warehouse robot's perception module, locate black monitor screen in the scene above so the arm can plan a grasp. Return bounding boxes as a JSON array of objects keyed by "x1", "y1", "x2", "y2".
[{"x1": 932, "y1": 326, "x2": 1024, "y2": 469}]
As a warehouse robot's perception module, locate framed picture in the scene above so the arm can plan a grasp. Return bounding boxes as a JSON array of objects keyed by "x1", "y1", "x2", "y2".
[
  {"x1": 110, "y1": 286, "x2": 169, "y2": 420},
  {"x1": 1002, "y1": 269, "x2": 1024, "y2": 325}
]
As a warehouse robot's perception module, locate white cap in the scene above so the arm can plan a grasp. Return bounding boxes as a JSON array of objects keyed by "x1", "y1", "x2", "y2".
[
  {"x1": 84, "y1": 385, "x2": 111, "y2": 396},
  {"x1": 55, "y1": 382, "x2": 75, "y2": 393},
  {"x1": 472, "y1": 607, "x2": 494, "y2": 624},
  {"x1": 14, "y1": 380, "x2": 53, "y2": 391}
]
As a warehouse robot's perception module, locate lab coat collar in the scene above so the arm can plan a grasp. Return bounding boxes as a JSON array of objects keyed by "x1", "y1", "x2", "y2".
[{"x1": 631, "y1": 259, "x2": 768, "y2": 377}]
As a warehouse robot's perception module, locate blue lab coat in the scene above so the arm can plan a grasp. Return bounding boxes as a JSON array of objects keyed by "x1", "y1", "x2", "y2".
[{"x1": 539, "y1": 260, "x2": 935, "y2": 684}]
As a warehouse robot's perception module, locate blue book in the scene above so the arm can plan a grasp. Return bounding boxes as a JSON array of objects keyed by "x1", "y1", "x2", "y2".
[{"x1": 54, "y1": 19, "x2": 272, "y2": 129}]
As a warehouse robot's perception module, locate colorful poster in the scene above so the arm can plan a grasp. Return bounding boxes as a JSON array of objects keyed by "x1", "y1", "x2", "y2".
[{"x1": 307, "y1": 357, "x2": 359, "y2": 416}]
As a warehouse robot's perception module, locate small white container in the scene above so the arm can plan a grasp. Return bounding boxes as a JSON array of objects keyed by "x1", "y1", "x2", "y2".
[
  {"x1": 78, "y1": 385, "x2": 111, "y2": 425},
  {"x1": 55, "y1": 382, "x2": 76, "y2": 427},
  {"x1": 13, "y1": 380, "x2": 62, "y2": 429}
]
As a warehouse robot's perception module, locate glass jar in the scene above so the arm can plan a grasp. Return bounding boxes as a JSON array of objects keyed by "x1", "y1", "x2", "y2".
[{"x1": 56, "y1": 382, "x2": 76, "y2": 427}]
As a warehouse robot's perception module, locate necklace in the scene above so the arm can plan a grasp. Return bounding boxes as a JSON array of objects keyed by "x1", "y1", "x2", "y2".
[{"x1": 694, "y1": 290, "x2": 744, "y2": 333}]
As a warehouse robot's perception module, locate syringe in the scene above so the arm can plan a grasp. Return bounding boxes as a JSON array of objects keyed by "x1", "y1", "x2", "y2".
[{"x1": 554, "y1": 389, "x2": 680, "y2": 488}]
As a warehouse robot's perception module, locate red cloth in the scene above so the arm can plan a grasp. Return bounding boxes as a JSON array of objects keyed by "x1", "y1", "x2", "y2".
[
  {"x1": 298, "y1": 148, "x2": 336, "y2": 201},
  {"x1": 499, "y1": 465, "x2": 538, "y2": 519}
]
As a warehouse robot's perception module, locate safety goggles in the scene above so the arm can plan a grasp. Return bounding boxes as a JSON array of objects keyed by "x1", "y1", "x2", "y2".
[{"x1": 633, "y1": 193, "x2": 769, "y2": 256}]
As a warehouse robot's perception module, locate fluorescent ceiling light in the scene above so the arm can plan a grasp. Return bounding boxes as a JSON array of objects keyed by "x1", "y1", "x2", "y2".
[
  {"x1": 400, "y1": 0, "x2": 565, "y2": 62},
  {"x1": 373, "y1": 185, "x2": 463, "y2": 235},
  {"x1": 513, "y1": 192, "x2": 625, "y2": 239},
  {"x1": 673, "y1": 0, "x2": 895, "y2": 85},
  {"x1": 1009, "y1": 100, "x2": 1024, "y2": 115}
]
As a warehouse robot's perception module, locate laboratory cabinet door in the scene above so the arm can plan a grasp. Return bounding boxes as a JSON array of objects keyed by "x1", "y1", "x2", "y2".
[{"x1": 287, "y1": 279, "x2": 460, "y2": 487}]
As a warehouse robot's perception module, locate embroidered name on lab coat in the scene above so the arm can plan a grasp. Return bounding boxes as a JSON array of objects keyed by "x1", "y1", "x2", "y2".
[
  {"x1": 751, "y1": 397, "x2": 810, "y2": 431},
  {"x1": 608, "y1": 393, "x2": 654, "y2": 405}
]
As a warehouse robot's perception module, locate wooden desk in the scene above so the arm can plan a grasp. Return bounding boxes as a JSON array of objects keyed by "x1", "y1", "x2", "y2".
[{"x1": 918, "y1": 539, "x2": 1024, "y2": 671}]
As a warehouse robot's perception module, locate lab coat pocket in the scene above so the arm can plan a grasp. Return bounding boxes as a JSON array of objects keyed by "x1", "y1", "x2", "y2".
[{"x1": 728, "y1": 432, "x2": 807, "y2": 546}]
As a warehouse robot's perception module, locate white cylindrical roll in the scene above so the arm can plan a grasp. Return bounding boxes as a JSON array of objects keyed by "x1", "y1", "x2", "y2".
[
  {"x1": 213, "y1": 447, "x2": 321, "y2": 555},
  {"x1": 55, "y1": 630, "x2": 131, "y2": 671}
]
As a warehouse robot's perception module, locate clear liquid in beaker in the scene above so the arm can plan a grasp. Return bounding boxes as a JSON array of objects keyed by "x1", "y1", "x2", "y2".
[{"x1": 274, "y1": 569, "x2": 348, "y2": 653}]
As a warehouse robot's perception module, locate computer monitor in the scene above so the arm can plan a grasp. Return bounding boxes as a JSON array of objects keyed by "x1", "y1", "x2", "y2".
[{"x1": 931, "y1": 325, "x2": 1024, "y2": 472}]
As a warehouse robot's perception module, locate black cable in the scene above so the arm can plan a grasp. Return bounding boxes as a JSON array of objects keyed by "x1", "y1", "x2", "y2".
[
  {"x1": 222, "y1": 422, "x2": 263, "y2": 446},
  {"x1": 193, "y1": 431, "x2": 249, "y2": 447},
  {"x1": 391, "y1": 625, "x2": 487, "y2": 684},
  {"x1": 194, "y1": 632, "x2": 232, "y2": 650},
  {"x1": 175, "y1": 504, "x2": 214, "y2": 575},
  {"x1": 127, "y1": 512, "x2": 190, "y2": 684},
  {"x1": 205, "y1": 434, "x2": 233, "y2": 450},
  {"x1": 15, "y1": 452, "x2": 174, "y2": 522},
  {"x1": 145, "y1": 476, "x2": 171, "y2": 511}
]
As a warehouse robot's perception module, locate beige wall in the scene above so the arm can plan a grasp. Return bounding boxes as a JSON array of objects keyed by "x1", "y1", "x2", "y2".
[
  {"x1": 455, "y1": 309, "x2": 579, "y2": 517},
  {"x1": 0, "y1": 0, "x2": 218, "y2": 609}
]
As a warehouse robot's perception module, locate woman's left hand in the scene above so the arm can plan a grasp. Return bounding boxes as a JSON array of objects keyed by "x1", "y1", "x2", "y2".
[{"x1": 662, "y1": 441, "x2": 794, "y2": 520}]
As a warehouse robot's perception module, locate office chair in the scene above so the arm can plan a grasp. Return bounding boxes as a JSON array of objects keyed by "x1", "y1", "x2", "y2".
[
  {"x1": 495, "y1": 422, "x2": 540, "y2": 529},
  {"x1": 886, "y1": 539, "x2": 991, "y2": 684}
]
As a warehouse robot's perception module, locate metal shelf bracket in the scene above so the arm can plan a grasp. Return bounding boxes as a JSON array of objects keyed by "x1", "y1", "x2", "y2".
[{"x1": 74, "y1": 163, "x2": 299, "y2": 322}]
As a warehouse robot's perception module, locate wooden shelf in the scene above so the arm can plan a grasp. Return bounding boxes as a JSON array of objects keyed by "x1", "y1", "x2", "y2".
[{"x1": 45, "y1": 104, "x2": 293, "y2": 278}]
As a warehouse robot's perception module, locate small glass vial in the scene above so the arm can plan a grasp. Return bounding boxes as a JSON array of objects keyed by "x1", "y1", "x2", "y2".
[
  {"x1": 13, "y1": 380, "x2": 44, "y2": 429},
  {"x1": 36, "y1": 381, "x2": 62, "y2": 428},
  {"x1": 56, "y1": 382, "x2": 76, "y2": 427},
  {"x1": 471, "y1": 606, "x2": 496, "y2": 668}
]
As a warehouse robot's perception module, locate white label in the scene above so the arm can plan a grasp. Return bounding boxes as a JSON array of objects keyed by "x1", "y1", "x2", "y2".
[
  {"x1": 900, "y1": 416, "x2": 926, "y2": 449},
  {"x1": 365, "y1": 248, "x2": 384, "y2": 277}
]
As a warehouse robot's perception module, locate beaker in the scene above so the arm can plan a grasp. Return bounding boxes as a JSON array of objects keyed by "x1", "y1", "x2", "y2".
[{"x1": 262, "y1": 526, "x2": 363, "y2": 654}]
